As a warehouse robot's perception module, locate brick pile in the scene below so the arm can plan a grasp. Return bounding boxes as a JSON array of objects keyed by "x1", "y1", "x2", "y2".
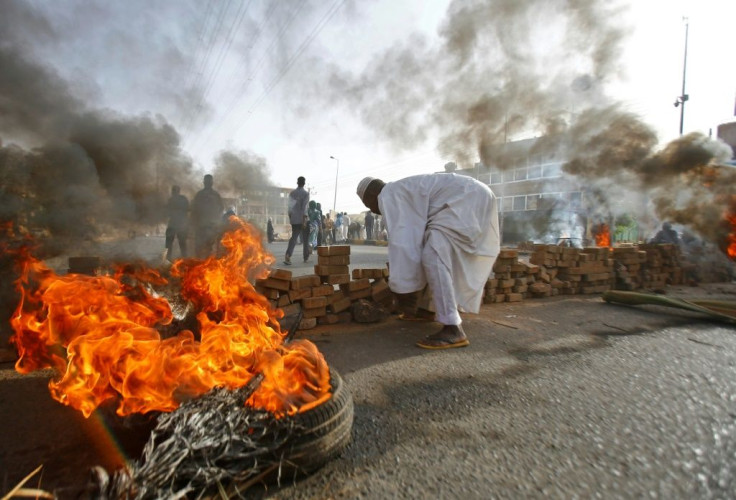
[
  {"x1": 637, "y1": 243, "x2": 684, "y2": 287},
  {"x1": 557, "y1": 247, "x2": 615, "y2": 295},
  {"x1": 611, "y1": 246, "x2": 646, "y2": 290},
  {"x1": 483, "y1": 243, "x2": 688, "y2": 304},
  {"x1": 528, "y1": 245, "x2": 615, "y2": 296},
  {"x1": 258, "y1": 243, "x2": 694, "y2": 328},
  {"x1": 612, "y1": 244, "x2": 684, "y2": 290},
  {"x1": 484, "y1": 249, "x2": 540, "y2": 303},
  {"x1": 256, "y1": 245, "x2": 393, "y2": 330}
]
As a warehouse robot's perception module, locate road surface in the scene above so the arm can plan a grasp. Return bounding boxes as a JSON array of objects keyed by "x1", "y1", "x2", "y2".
[{"x1": 1, "y1": 235, "x2": 734, "y2": 498}]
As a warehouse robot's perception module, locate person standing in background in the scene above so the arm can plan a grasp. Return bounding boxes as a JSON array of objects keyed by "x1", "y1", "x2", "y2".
[
  {"x1": 341, "y1": 212, "x2": 350, "y2": 243},
  {"x1": 165, "y1": 185, "x2": 189, "y2": 261},
  {"x1": 365, "y1": 211, "x2": 374, "y2": 240},
  {"x1": 335, "y1": 213, "x2": 343, "y2": 243},
  {"x1": 325, "y1": 213, "x2": 335, "y2": 245},
  {"x1": 284, "y1": 176, "x2": 310, "y2": 265},
  {"x1": 190, "y1": 174, "x2": 224, "y2": 259},
  {"x1": 267, "y1": 218, "x2": 275, "y2": 243}
]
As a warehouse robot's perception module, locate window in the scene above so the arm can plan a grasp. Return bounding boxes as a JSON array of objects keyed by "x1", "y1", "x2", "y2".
[
  {"x1": 503, "y1": 170, "x2": 515, "y2": 183},
  {"x1": 526, "y1": 195, "x2": 539, "y2": 210},
  {"x1": 528, "y1": 166, "x2": 541, "y2": 179},
  {"x1": 514, "y1": 168, "x2": 528, "y2": 181},
  {"x1": 569, "y1": 191, "x2": 582, "y2": 209},
  {"x1": 501, "y1": 197, "x2": 513, "y2": 212},
  {"x1": 490, "y1": 172, "x2": 503, "y2": 185},
  {"x1": 513, "y1": 196, "x2": 526, "y2": 211},
  {"x1": 542, "y1": 163, "x2": 562, "y2": 178}
]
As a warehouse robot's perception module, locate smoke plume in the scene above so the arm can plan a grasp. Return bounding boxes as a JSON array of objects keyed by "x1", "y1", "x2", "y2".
[
  {"x1": 290, "y1": 0, "x2": 735, "y2": 253},
  {"x1": 213, "y1": 150, "x2": 273, "y2": 192},
  {"x1": 0, "y1": 44, "x2": 195, "y2": 246}
]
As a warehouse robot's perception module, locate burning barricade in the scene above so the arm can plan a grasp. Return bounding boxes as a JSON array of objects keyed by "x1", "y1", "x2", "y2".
[{"x1": 7, "y1": 217, "x2": 353, "y2": 497}]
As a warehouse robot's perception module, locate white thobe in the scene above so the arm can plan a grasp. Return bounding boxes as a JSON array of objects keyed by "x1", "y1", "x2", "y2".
[{"x1": 378, "y1": 173, "x2": 500, "y2": 325}]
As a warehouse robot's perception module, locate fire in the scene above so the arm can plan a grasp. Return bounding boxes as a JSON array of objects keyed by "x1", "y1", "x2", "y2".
[
  {"x1": 9, "y1": 217, "x2": 331, "y2": 418},
  {"x1": 726, "y1": 210, "x2": 736, "y2": 260},
  {"x1": 595, "y1": 223, "x2": 611, "y2": 247}
]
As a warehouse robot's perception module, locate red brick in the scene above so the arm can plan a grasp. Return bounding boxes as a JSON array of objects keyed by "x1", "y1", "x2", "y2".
[
  {"x1": 318, "y1": 255, "x2": 350, "y2": 266},
  {"x1": 290, "y1": 274, "x2": 321, "y2": 290},
  {"x1": 316, "y1": 245, "x2": 350, "y2": 256}
]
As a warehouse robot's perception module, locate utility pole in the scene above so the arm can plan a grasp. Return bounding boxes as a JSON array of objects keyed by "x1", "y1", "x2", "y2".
[
  {"x1": 674, "y1": 18, "x2": 689, "y2": 135},
  {"x1": 330, "y1": 156, "x2": 339, "y2": 214}
]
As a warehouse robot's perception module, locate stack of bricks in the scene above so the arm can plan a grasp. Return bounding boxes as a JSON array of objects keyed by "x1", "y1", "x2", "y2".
[
  {"x1": 256, "y1": 245, "x2": 394, "y2": 330},
  {"x1": 611, "y1": 244, "x2": 685, "y2": 290},
  {"x1": 527, "y1": 245, "x2": 567, "y2": 296},
  {"x1": 484, "y1": 249, "x2": 540, "y2": 303},
  {"x1": 529, "y1": 245, "x2": 615, "y2": 295},
  {"x1": 638, "y1": 243, "x2": 684, "y2": 287},
  {"x1": 351, "y1": 267, "x2": 393, "y2": 308},
  {"x1": 611, "y1": 246, "x2": 647, "y2": 290},
  {"x1": 561, "y1": 247, "x2": 615, "y2": 294},
  {"x1": 255, "y1": 268, "x2": 293, "y2": 309}
]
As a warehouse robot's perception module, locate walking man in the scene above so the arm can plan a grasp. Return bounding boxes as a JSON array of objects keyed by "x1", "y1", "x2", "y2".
[
  {"x1": 341, "y1": 212, "x2": 350, "y2": 243},
  {"x1": 284, "y1": 176, "x2": 310, "y2": 265}
]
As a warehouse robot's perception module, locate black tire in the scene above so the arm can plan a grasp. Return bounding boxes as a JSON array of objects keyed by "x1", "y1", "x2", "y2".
[{"x1": 276, "y1": 368, "x2": 354, "y2": 479}]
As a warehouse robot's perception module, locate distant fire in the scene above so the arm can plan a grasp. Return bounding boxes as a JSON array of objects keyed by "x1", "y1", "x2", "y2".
[
  {"x1": 594, "y1": 223, "x2": 611, "y2": 247},
  {"x1": 9, "y1": 217, "x2": 330, "y2": 418},
  {"x1": 724, "y1": 199, "x2": 736, "y2": 261}
]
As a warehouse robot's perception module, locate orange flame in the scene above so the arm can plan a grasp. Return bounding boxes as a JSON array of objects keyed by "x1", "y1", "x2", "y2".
[
  {"x1": 595, "y1": 224, "x2": 611, "y2": 247},
  {"x1": 10, "y1": 217, "x2": 331, "y2": 418},
  {"x1": 726, "y1": 212, "x2": 736, "y2": 260}
]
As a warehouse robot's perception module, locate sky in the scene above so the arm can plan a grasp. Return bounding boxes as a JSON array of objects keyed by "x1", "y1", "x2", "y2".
[{"x1": 1, "y1": 0, "x2": 735, "y2": 218}]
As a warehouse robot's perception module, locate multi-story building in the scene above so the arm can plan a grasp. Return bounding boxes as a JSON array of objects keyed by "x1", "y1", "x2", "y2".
[
  {"x1": 224, "y1": 185, "x2": 292, "y2": 238},
  {"x1": 450, "y1": 138, "x2": 593, "y2": 246}
]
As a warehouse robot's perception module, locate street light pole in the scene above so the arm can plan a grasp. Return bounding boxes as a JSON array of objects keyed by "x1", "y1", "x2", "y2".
[
  {"x1": 674, "y1": 18, "x2": 689, "y2": 136},
  {"x1": 330, "y1": 155, "x2": 339, "y2": 213}
]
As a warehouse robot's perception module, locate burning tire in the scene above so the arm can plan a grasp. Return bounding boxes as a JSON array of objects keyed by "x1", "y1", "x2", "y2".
[
  {"x1": 276, "y1": 368, "x2": 354, "y2": 480},
  {"x1": 95, "y1": 368, "x2": 353, "y2": 498}
]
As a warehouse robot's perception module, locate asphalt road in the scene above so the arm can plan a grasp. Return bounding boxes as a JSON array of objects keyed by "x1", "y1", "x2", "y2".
[{"x1": 1, "y1": 236, "x2": 735, "y2": 499}]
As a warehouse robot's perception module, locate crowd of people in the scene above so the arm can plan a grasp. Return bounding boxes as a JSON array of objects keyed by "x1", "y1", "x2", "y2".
[
  {"x1": 169, "y1": 172, "x2": 729, "y2": 356},
  {"x1": 164, "y1": 173, "x2": 390, "y2": 265},
  {"x1": 166, "y1": 172, "x2": 501, "y2": 354},
  {"x1": 281, "y1": 176, "x2": 387, "y2": 265}
]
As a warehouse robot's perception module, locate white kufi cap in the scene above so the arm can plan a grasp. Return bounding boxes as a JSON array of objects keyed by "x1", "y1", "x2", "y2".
[{"x1": 356, "y1": 177, "x2": 376, "y2": 200}]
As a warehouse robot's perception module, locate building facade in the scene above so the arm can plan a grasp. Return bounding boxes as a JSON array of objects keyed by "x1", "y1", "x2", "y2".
[
  {"x1": 451, "y1": 138, "x2": 590, "y2": 246},
  {"x1": 224, "y1": 185, "x2": 292, "y2": 239}
]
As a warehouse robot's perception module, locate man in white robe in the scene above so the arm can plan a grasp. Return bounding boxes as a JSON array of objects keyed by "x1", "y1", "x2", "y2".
[{"x1": 357, "y1": 173, "x2": 500, "y2": 349}]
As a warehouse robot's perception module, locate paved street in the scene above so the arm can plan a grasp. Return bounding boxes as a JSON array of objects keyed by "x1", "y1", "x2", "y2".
[
  {"x1": 1, "y1": 236, "x2": 735, "y2": 498},
  {"x1": 265, "y1": 240, "x2": 390, "y2": 274}
]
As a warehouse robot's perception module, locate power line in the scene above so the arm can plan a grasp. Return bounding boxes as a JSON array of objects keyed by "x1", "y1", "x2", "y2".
[
  {"x1": 182, "y1": 0, "x2": 216, "y2": 91},
  {"x1": 185, "y1": 0, "x2": 253, "y2": 138},
  {"x1": 189, "y1": 0, "x2": 307, "y2": 155},
  {"x1": 181, "y1": 0, "x2": 235, "y2": 136},
  {"x1": 226, "y1": 0, "x2": 348, "y2": 141}
]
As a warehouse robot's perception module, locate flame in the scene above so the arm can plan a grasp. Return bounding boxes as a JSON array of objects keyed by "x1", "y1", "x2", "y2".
[
  {"x1": 594, "y1": 223, "x2": 611, "y2": 247},
  {"x1": 726, "y1": 209, "x2": 736, "y2": 261},
  {"x1": 9, "y1": 217, "x2": 331, "y2": 418}
]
